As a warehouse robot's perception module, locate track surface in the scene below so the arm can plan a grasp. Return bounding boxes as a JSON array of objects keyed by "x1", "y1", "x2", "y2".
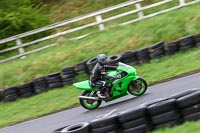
[{"x1": 0, "y1": 72, "x2": 200, "y2": 133}]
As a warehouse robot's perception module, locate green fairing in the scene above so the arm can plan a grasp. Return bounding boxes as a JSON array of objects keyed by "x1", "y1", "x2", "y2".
[
  {"x1": 73, "y1": 80, "x2": 98, "y2": 91},
  {"x1": 73, "y1": 62, "x2": 147, "y2": 110}
]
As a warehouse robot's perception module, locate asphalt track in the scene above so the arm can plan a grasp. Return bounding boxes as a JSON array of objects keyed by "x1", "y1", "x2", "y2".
[{"x1": 0, "y1": 72, "x2": 200, "y2": 133}]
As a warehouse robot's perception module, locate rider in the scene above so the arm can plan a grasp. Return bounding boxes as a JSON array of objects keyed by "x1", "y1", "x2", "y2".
[{"x1": 90, "y1": 54, "x2": 117, "y2": 99}]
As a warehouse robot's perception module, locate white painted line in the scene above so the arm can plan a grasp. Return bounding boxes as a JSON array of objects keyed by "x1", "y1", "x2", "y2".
[{"x1": 96, "y1": 109, "x2": 118, "y2": 118}]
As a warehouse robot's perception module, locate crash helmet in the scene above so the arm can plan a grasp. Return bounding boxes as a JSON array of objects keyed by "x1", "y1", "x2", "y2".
[{"x1": 97, "y1": 54, "x2": 108, "y2": 65}]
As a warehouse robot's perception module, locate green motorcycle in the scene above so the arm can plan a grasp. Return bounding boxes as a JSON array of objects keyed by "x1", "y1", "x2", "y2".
[{"x1": 73, "y1": 62, "x2": 147, "y2": 110}]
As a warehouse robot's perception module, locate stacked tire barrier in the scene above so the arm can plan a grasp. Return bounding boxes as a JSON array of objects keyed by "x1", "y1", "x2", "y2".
[
  {"x1": 90, "y1": 115, "x2": 120, "y2": 133},
  {"x1": 61, "y1": 66, "x2": 75, "y2": 85},
  {"x1": 47, "y1": 72, "x2": 63, "y2": 89},
  {"x1": 118, "y1": 106, "x2": 152, "y2": 133},
  {"x1": 0, "y1": 33, "x2": 200, "y2": 103},
  {"x1": 18, "y1": 82, "x2": 34, "y2": 98},
  {"x1": 52, "y1": 88, "x2": 200, "y2": 133},
  {"x1": 121, "y1": 51, "x2": 138, "y2": 65},
  {"x1": 32, "y1": 76, "x2": 48, "y2": 94}
]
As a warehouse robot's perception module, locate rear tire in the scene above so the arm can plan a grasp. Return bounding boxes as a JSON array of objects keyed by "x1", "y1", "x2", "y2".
[
  {"x1": 80, "y1": 91, "x2": 101, "y2": 110},
  {"x1": 128, "y1": 78, "x2": 147, "y2": 96}
]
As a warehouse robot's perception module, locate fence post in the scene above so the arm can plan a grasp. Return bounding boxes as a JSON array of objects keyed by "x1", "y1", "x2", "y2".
[
  {"x1": 95, "y1": 15, "x2": 105, "y2": 30},
  {"x1": 135, "y1": 2, "x2": 144, "y2": 19},
  {"x1": 56, "y1": 28, "x2": 66, "y2": 42},
  {"x1": 16, "y1": 38, "x2": 25, "y2": 58},
  {"x1": 179, "y1": 0, "x2": 185, "y2": 6}
]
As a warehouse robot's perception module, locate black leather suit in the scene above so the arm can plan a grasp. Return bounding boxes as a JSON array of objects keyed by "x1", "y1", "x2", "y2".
[{"x1": 90, "y1": 63, "x2": 117, "y2": 91}]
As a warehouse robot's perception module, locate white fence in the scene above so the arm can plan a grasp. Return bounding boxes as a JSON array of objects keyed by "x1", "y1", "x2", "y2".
[{"x1": 0, "y1": 0, "x2": 199, "y2": 64}]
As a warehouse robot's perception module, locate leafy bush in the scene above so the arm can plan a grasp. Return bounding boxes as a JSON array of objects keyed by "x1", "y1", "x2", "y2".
[{"x1": 0, "y1": 0, "x2": 50, "y2": 40}]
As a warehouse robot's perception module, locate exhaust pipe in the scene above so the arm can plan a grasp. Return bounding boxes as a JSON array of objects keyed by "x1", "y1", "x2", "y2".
[{"x1": 78, "y1": 96, "x2": 98, "y2": 100}]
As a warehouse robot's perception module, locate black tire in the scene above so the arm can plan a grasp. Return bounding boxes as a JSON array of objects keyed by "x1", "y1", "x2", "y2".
[
  {"x1": 121, "y1": 117, "x2": 149, "y2": 130},
  {"x1": 122, "y1": 58, "x2": 138, "y2": 65},
  {"x1": 149, "y1": 47, "x2": 164, "y2": 55},
  {"x1": 194, "y1": 33, "x2": 200, "y2": 44},
  {"x1": 150, "y1": 50, "x2": 164, "y2": 59},
  {"x1": 154, "y1": 118, "x2": 183, "y2": 129},
  {"x1": 176, "y1": 91, "x2": 200, "y2": 108},
  {"x1": 179, "y1": 45, "x2": 193, "y2": 51},
  {"x1": 63, "y1": 122, "x2": 90, "y2": 133},
  {"x1": 123, "y1": 124, "x2": 151, "y2": 133},
  {"x1": 0, "y1": 90, "x2": 3, "y2": 102},
  {"x1": 32, "y1": 76, "x2": 46, "y2": 83},
  {"x1": 52, "y1": 125, "x2": 69, "y2": 133},
  {"x1": 33, "y1": 81, "x2": 48, "y2": 87},
  {"x1": 149, "y1": 42, "x2": 164, "y2": 50},
  {"x1": 121, "y1": 51, "x2": 138, "y2": 64},
  {"x1": 21, "y1": 92, "x2": 33, "y2": 98},
  {"x1": 118, "y1": 106, "x2": 147, "y2": 123},
  {"x1": 91, "y1": 124, "x2": 118, "y2": 133},
  {"x1": 184, "y1": 112, "x2": 200, "y2": 121},
  {"x1": 151, "y1": 110, "x2": 181, "y2": 125},
  {"x1": 2, "y1": 87, "x2": 18, "y2": 95},
  {"x1": 179, "y1": 35, "x2": 194, "y2": 44},
  {"x1": 169, "y1": 89, "x2": 198, "y2": 99},
  {"x1": 62, "y1": 66, "x2": 75, "y2": 74},
  {"x1": 75, "y1": 69, "x2": 88, "y2": 74},
  {"x1": 34, "y1": 88, "x2": 46, "y2": 94},
  {"x1": 137, "y1": 53, "x2": 150, "y2": 60},
  {"x1": 48, "y1": 72, "x2": 60, "y2": 78},
  {"x1": 49, "y1": 82, "x2": 63, "y2": 89},
  {"x1": 181, "y1": 103, "x2": 200, "y2": 116},
  {"x1": 75, "y1": 62, "x2": 87, "y2": 72},
  {"x1": 4, "y1": 94, "x2": 18, "y2": 102},
  {"x1": 164, "y1": 40, "x2": 179, "y2": 48},
  {"x1": 147, "y1": 99, "x2": 176, "y2": 116},
  {"x1": 18, "y1": 84, "x2": 33, "y2": 95},
  {"x1": 47, "y1": 77, "x2": 62, "y2": 84},
  {"x1": 86, "y1": 58, "x2": 97, "y2": 68},
  {"x1": 137, "y1": 48, "x2": 149, "y2": 55},
  {"x1": 80, "y1": 91, "x2": 101, "y2": 110},
  {"x1": 33, "y1": 83, "x2": 48, "y2": 89},
  {"x1": 128, "y1": 78, "x2": 147, "y2": 96},
  {"x1": 90, "y1": 115, "x2": 118, "y2": 129},
  {"x1": 107, "y1": 54, "x2": 122, "y2": 65},
  {"x1": 61, "y1": 74, "x2": 75, "y2": 79},
  {"x1": 121, "y1": 51, "x2": 137, "y2": 58},
  {"x1": 140, "y1": 98, "x2": 170, "y2": 107},
  {"x1": 86, "y1": 58, "x2": 97, "y2": 73}
]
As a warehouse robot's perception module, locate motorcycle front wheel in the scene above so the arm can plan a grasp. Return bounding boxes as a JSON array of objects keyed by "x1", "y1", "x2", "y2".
[
  {"x1": 128, "y1": 77, "x2": 147, "y2": 96},
  {"x1": 80, "y1": 91, "x2": 102, "y2": 110}
]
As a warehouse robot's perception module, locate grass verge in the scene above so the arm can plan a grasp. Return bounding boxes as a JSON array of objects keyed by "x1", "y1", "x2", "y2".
[
  {"x1": 0, "y1": 47, "x2": 200, "y2": 128},
  {"x1": 152, "y1": 120, "x2": 200, "y2": 133}
]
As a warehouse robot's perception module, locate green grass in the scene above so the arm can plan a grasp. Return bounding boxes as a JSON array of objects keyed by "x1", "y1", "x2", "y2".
[
  {"x1": 0, "y1": 47, "x2": 200, "y2": 128},
  {"x1": 0, "y1": 86, "x2": 82, "y2": 127},
  {"x1": 0, "y1": 3, "x2": 200, "y2": 89},
  {"x1": 152, "y1": 120, "x2": 200, "y2": 133}
]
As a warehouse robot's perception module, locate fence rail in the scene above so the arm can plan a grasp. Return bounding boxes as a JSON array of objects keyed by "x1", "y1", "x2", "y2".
[{"x1": 0, "y1": 0, "x2": 199, "y2": 64}]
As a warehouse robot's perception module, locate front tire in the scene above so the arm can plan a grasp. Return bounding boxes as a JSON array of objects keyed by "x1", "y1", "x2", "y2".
[
  {"x1": 80, "y1": 91, "x2": 102, "y2": 110},
  {"x1": 128, "y1": 77, "x2": 147, "y2": 96}
]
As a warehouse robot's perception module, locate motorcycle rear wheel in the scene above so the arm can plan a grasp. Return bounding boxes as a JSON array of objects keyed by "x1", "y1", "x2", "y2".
[
  {"x1": 80, "y1": 91, "x2": 102, "y2": 110},
  {"x1": 128, "y1": 77, "x2": 147, "y2": 96}
]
